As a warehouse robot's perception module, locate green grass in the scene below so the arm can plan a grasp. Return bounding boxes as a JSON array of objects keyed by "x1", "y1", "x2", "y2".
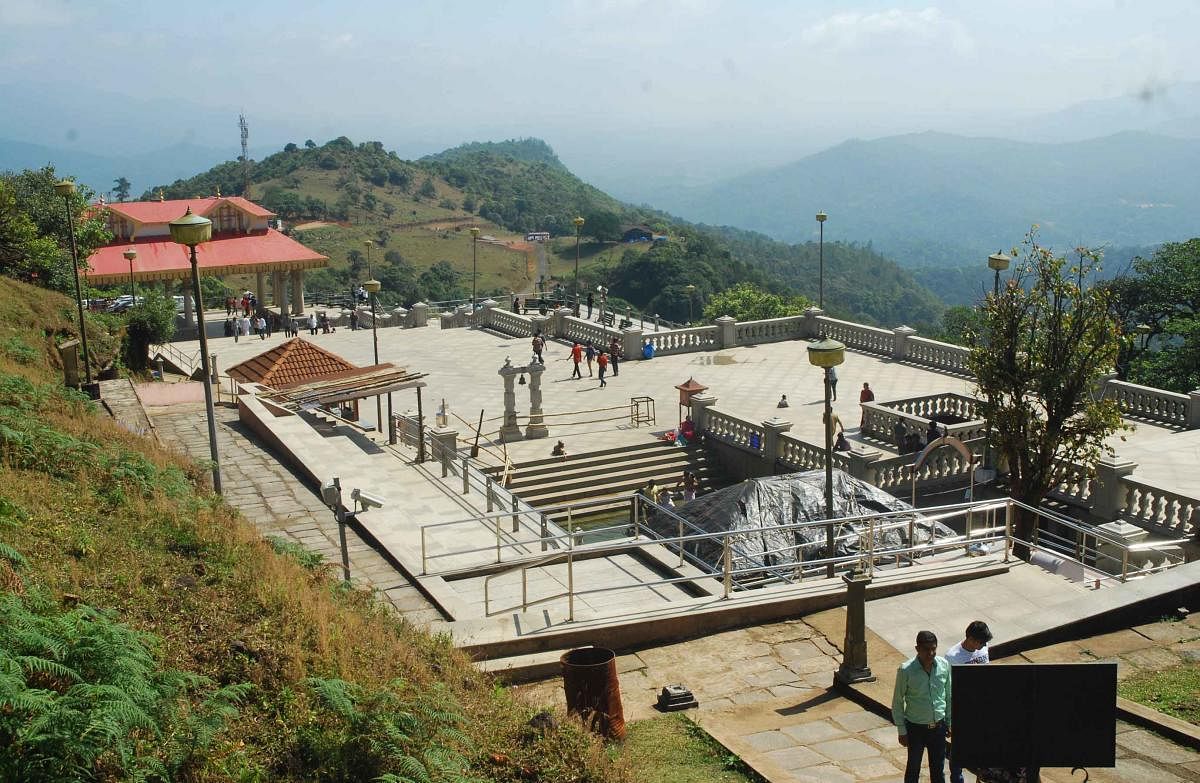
[
  {"x1": 618, "y1": 714, "x2": 766, "y2": 783},
  {"x1": 1119, "y1": 664, "x2": 1200, "y2": 725}
]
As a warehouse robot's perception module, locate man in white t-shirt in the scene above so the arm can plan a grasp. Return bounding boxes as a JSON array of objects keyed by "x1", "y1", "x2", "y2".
[{"x1": 945, "y1": 620, "x2": 993, "y2": 783}]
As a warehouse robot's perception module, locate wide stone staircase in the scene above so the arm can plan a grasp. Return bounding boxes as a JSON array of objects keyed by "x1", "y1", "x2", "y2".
[{"x1": 492, "y1": 439, "x2": 733, "y2": 526}]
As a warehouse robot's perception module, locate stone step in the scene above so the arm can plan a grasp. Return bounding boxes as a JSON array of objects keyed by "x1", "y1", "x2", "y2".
[
  {"x1": 516, "y1": 466, "x2": 725, "y2": 510},
  {"x1": 507, "y1": 449, "x2": 709, "y2": 491},
  {"x1": 505, "y1": 439, "x2": 676, "y2": 472}
]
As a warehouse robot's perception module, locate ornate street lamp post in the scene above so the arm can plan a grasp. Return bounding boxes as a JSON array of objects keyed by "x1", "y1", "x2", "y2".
[
  {"x1": 55, "y1": 179, "x2": 95, "y2": 396},
  {"x1": 123, "y1": 247, "x2": 137, "y2": 303},
  {"x1": 816, "y1": 211, "x2": 827, "y2": 309},
  {"x1": 987, "y1": 251, "x2": 1010, "y2": 297},
  {"x1": 470, "y1": 226, "x2": 480, "y2": 309},
  {"x1": 807, "y1": 336, "x2": 845, "y2": 577},
  {"x1": 572, "y1": 216, "x2": 585, "y2": 316},
  {"x1": 169, "y1": 207, "x2": 222, "y2": 495},
  {"x1": 363, "y1": 277, "x2": 384, "y2": 435}
]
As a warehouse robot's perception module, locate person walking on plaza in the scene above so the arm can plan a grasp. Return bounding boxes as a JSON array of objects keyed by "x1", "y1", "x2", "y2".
[
  {"x1": 570, "y1": 341, "x2": 583, "y2": 379},
  {"x1": 531, "y1": 332, "x2": 545, "y2": 365},
  {"x1": 829, "y1": 365, "x2": 839, "y2": 400},
  {"x1": 597, "y1": 350, "x2": 609, "y2": 387},
  {"x1": 860, "y1": 382, "x2": 875, "y2": 428},
  {"x1": 240, "y1": 314, "x2": 252, "y2": 342},
  {"x1": 892, "y1": 630, "x2": 952, "y2": 783},
  {"x1": 946, "y1": 621, "x2": 992, "y2": 783},
  {"x1": 608, "y1": 336, "x2": 622, "y2": 376},
  {"x1": 586, "y1": 291, "x2": 594, "y2": 319},
  {"x1": 584, "y1": 340, "x2": 596, "y2": 376},
  {"x1": 308, "y1": 312, "x2": 318, "y2": 336},
  {"x1": 256, "y1": 315, "x2": 267, "y2": 340},
  {"x1": 350, "y1": 310, "x2": 359, "y2": 331}
]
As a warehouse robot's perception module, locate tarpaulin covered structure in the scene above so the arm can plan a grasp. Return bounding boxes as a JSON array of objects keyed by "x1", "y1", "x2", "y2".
[{"x1": 647, "y1": 469, "x2": 953, "y2": 582}]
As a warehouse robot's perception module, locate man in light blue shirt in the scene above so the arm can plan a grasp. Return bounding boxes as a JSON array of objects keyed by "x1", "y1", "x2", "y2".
[{"x1": 892, "y1": 630, "x2": 952, "y2": 783}]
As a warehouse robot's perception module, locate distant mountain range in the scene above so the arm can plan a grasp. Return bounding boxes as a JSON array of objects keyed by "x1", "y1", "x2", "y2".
[{"x1": 652, "y1": 130, "x2": 1200, "y2": 268}]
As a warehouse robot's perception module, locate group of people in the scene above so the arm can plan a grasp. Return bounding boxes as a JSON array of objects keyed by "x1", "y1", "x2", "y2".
[
  {"x1": 896, "y1": 417, "x2": 947, "y2": 454},
  {"x1": 223, "y1": 314, "x2": 271, "y2": 341},
  {"x1": 566, "y1": 337, "x2": 622, "y2": 387},
  {"x1": 892, "y1": 621, "x2": 997, "y2": 783},
  {"x1": 640, "y1": 469, "x2": 699, "y2": 508},
  {"x1": 225, "y1": 291, "x2": 258, "y2": 317}
]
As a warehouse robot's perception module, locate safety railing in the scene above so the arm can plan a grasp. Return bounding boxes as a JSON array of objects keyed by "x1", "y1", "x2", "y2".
[
  {"x1": 477, "y1": 496, "x2": 1187, "y2": 621},
  {"x1": 1103, "y1": 379, "x2": 1189, "y2": 428},
  {"x1": 734, "y1": 315, "x2": 806, "y2": 345},
  {"x1": 904, "y1": 336, "x2": 971, "y2": 374},
  {"x1": 652, "y1": 325, "x2": 719, "y2": 356},
  {"x1": 705, "y1": 408, "x2": 765, "y2": 454},
  {"x1": 151, "y1": 342, "x2": 201, "y2": 377},
  {"x1": 1118, "y1": 476, "x2": 1199, "y2": 537},
  {"x1": 814, "y1": 316, "x2": 896, "y2": 356}
]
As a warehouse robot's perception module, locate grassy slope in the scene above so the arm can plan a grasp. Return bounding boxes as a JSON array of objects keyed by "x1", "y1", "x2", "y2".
[{"x1": 0, "y1": 277, "x2": 626, "y2": 781}]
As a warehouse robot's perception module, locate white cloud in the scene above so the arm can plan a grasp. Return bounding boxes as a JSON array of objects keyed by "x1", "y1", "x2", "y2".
[{"x1": 800, "y1": 7, "x2": 973, "y2": 56}]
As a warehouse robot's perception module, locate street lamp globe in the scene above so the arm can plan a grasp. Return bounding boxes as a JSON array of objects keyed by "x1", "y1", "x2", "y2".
[
  {"x1": 123, "y1": 248, "x2": 138, "y2": 301},
  {"x1": 123, "y1": 248, "x2": 138, "y2": 262},
  {"x1": 54, "y1": 179, "x2": 76, "y2": 198},
  {"x1": 169, "y1": 207, "x2": 213, "y2": 246},
  {"x1": 987, "y1": 251, "x2": 1011, "y2": 273},
  {"x1": 363, "y1": 279, "x2": 382, "y2": 294},
  {"x1": 806, "y1": 337, "x2": 845, "y2": 369}
]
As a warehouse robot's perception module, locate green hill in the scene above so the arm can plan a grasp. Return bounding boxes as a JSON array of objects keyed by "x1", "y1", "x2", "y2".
[{"x1": 146, "y1": 136, "x2": 945, "y2": 327}]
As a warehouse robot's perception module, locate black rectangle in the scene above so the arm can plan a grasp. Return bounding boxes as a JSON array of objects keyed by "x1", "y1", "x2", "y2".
[{"x1": 951, "y1": 663, "x2": 1116, "y2": 769}]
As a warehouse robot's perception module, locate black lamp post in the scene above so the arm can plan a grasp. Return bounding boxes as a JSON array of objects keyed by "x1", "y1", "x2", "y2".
[
  {"x1": 470, "y1": 226, "x2": 480, "y2": 309},
  {"x1": 816, "y1": 211, "x2": 827, "y2": 309},
  {"x1": 169, "y1": 207, "x2": 222, "y2": 496},
  {"x1": 364, "y1": 277, "x2": 383, "y2": 434},
  {"x1": 572, "y1": 216, "x2": 585, "y2": 316},
  {"x1": 807, "y1": 336, "x2": 845, "y2": 577},
  {"x1": 987, "y1": 251, "x2": 1010, "y2": 297},
  {"x1": 123, "y1": 247, "x2": 137, "y2": 303},
  {"x1": 55, "y1": 179, "x2": 95, "y2": 396}
]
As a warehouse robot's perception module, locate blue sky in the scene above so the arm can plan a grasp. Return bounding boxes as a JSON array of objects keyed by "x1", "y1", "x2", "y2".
[{"x1": 2, "y1": 0, "x2": 1199, "y2": 189}]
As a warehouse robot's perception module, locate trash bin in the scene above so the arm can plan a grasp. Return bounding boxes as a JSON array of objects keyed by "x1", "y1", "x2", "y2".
[{"x1": 560, "y1": 647, "x2": 625, "y2": 740}]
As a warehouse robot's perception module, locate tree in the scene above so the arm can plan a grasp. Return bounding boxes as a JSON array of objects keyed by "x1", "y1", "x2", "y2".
[
  {"x1": 122, "y1": 290, "x2": 176, "y2": 371},
  {"x1": 937, "y1": 305, "x2": 983, "y2": 346},
  {"x1": 304, "y1": 139, "x2": 316, "y2": 149},
  {"x1": 417, "y1": 178, "x2": 437, "y2": 200},
  {"x1": 284, "y1": 142, "x2": 299, "y2": 153},
  {"x1": 112, "y1": 176, "x2": 131, "y2": 202},
  {"x1": 0, "y1": 180, "x2": 60, "y2": 287},
  {"x1": 582, "y1": 209, "x2": 622, "y2": 243},
  {"x1": 703, "y1": 282, "x2": 811, "y2": 322},
  {"x1": 968, "y1": 233, "x2": 1127, "y2": 557},
  {"x1": 417, "y1": 260, "x2": 463, "y2": 302}
]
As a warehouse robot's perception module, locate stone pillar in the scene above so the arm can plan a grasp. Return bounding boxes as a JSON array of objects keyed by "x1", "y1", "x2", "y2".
[
  {"x1": 525, "y1": 362, "x2": 549, "y2": 439},
  {"x1": 410, "y1": 302, "x2": 429, "y2": 327},
  {"x1": 1189, "y1": 389, "x2": 1200, "y2": 430},
  {"x1": 290, "y1": 270, "x2": 305, "y2": 315},
  {"x1": 803, "y1": 307, "x2": 824, "y2": 338},
  {"x1": 255, "y1": 270, "x2": 266, "y2": 306},
  {"x1": 892, "y1": 325, "x2": 917, "y2": 361},
  {"x1": 57, "y1": 340, "x2": 80, "y2": 388},
  {"x1": 529, "y1": 314, "x2": 549, "y2": 343},
  {"x1": 622, "y1": 327, "x2": 644, "y2": 363},
  {"x1": 835, "y1": 572, "x2": 876, "y2": 685},
  {"x1": 278, "y1": 271, "x2": 290, "y2": 318},
  {"x1": 716, "y1": 315, "x2": 737, "y2": 348},
  {"x1": 431, "y1": 428, "x2": 459, "y2": 477},
  {"x1": 846, "y1": 447, "x2": 882, "y2": 483},
  {"x1": 689, "y1": 392, "x2": 717, "y2": 434},
  {"x1": 270, "y1": 271, "x2": 281, "y2": 306},
  {"x1": 553, "y1": 306, "x2": 573, "y2": 338},
  {"x1": 1091, "y1": 455, "x2": 1137, "y2": 522},
  {"x1": 498, "y1": 359, "x2": 523, "y2": 442},
  {"x1": 761, "y1": 416, "x2": 792, "y2": 467}
]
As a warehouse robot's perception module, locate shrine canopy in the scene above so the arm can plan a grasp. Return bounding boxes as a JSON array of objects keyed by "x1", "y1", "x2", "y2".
[{"x1": 82, "y1": 195, "x2": 328, "y2": 285}]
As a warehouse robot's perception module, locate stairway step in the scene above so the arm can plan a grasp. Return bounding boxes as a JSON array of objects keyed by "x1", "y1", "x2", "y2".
[
  {"x1": 507, "y1": 450, "x2": 708, "y2": 490},
  {"x1": 511, "y1": 439, "x2": 676, "y2": 471},
  {"x1": 515, "y1": 465, "x2": 723, "y2": 504}
]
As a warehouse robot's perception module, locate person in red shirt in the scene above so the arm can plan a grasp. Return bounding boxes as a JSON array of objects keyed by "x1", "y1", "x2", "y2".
[
  {"x1": 597, "y1": 350, "x2": 609, "y2": 387},
  {"x1": 860, "y1": 382, "x2": 875, "y2": 428},
  {"x1": 570, "y1": 342, "x2": 583, "y2": 379}
]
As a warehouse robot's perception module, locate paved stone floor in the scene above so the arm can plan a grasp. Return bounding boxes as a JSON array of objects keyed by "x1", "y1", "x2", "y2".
[{"x1": 146, "y1": 401, "x2": 444, "y2": 625}]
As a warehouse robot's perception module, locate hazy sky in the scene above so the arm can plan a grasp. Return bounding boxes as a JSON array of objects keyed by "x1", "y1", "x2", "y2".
[{"x1": 3, "y1": 0, "x2": 1199, "y2": 189}]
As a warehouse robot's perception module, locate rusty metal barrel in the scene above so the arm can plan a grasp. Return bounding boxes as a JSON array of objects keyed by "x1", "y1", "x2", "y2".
[{"x1": 560, "y1": 647, "x2": 625, "y2": 739}]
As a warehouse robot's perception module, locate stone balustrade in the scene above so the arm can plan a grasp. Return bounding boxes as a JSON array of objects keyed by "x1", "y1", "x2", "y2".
[
  {"x1": 904, "y1": 336, "x2": 971, "y2": 374},
  {"x1": 862, "y1": 393, "x2": 984, "y2": 446},
  {"x1": 1103, "y1": 379, "x2": 1191, "y2": 428},
  {"x1": 705, "y1": 408, "x2": 764, "y2": 454},
  {"x1": 734, "y1": 316, "x2": 806, "y2": 345},
  {"x1": 813, "y1": 315, "x2": 896, "y2": 356},
  {"x1": 651, "y1": 325, "x2": 719, "y2": 356},
  {"x1": 1119, "y1": 477, "x2": 1198, "y2": 537},
  {"x1": 482, "y1": 306, "x2": 535, "y2": 338},
  {"x1": 560, "y1": 315, "x2": 622, "y2": 347}
]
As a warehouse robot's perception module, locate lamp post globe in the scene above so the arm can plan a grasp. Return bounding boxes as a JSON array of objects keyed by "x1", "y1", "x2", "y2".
[
  {"x1": 816, "y1": 211, "x2": 828, "y2": 310},
  {"x1": 55, "y1": 179, "x2": 95, "y2": 394},
  {"x1": 572, "y1": 216, "x2": 585, "y2": 316},
  {"x1": 122, "y1": 248, "x2": 138, "y2": 302},
  {"x1": 169, "y1": 207, "x2": 222, "y2": 496},
  {"x1": 470, "y1": 226, "x2": 480, "y2": 309},
  {"x1": 807, "y1": 336, "x2": 845, "y2": 577},
  {"x1": 987, "y1": 251, "x2": 1011, "y2": 297}
]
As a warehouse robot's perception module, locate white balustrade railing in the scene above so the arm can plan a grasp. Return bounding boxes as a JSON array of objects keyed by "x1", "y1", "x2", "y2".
[
  {"x1": 1119, "y1": 477, "x2": 1198, "y2": 536},
  {"x1": 735, "y1": 316, "x2": 806, "y2": 346},
  {"x1": 905, "y1": 336, "x2": 970, "y2": 374},
  {"x1": 1048, "y1": 461, "x2": 1094, "y2": 508},
  {"x1": 1104, "y1": 379, "x2": 1189, "y2": 428},
  {"x1": 651, "y1": 325, "x2": 719, "y2": 356},
  {"x1": 705, "y1": 409, "x2": 764, "y2": 454},
  {"x1": 485, "y1": 307, "x2": 535, "y2": 338},
  {"x1": 814, "y1": 316, "x2": 895, "y2": 356},
  {"x1": 560, "y1": 316, "x2": 621, "y2": 347},
  {"x1": 777, "y1": 433, "x2": 851, "y2": 473}
]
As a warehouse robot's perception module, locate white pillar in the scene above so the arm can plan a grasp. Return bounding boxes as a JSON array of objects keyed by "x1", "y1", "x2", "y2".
[
  {"x1": 498, "y1": 360, "x2": 523, "y2": 442},
  {"x1": 525, "y1": 362, "x2": 549, "y2": 439},
  {"x1": 290, "y1": 270, "x2": 305, "y2": 315}
]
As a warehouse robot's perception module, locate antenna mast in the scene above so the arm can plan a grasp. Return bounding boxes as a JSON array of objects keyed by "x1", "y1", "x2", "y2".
[{"x1": 238, "y1": 113, "x2": 250, "y2": 198}]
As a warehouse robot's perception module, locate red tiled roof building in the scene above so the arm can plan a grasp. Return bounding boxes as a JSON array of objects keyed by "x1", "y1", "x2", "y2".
[{"x1": 83, "y1": 193, "x2": 328, "y2": 331}]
